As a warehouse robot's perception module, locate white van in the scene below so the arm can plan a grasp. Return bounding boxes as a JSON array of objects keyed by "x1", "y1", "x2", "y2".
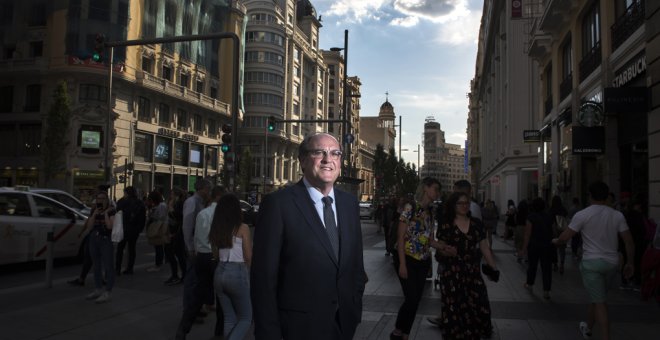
[{"x1": 0, "y1": 189, "x2": 88, "y2": 265}]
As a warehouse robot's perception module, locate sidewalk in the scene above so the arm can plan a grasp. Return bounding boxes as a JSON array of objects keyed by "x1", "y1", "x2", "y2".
[{"x1": 0, "y1": 221, "x2": 658, "y2": 339}]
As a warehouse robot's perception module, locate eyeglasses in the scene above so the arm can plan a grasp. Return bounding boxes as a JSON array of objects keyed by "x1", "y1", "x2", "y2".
[
  {"x1": 456, "y1": 201, "x2": 470, "y2": 207},
  {"x1": 308, "y1": 149, "x2": 342, "y2": 160}
]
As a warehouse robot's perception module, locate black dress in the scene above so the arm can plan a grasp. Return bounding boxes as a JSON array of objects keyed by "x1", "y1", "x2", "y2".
[{"x1": 437, "y1": 219, "x2": 492, "y2": 340}]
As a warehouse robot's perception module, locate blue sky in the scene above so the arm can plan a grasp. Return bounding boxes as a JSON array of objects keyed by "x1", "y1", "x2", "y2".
[{"x1": 313, "y1": 0, "x2": 483, "y2": 168}]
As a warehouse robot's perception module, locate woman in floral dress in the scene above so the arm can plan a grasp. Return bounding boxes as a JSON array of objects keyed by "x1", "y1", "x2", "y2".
[
  {"x1": 390, "y1": 177, "x2": 441, "y2": 340},
  {"x1": 436, "y1": 191, "x2": 498, "y2": 340}
]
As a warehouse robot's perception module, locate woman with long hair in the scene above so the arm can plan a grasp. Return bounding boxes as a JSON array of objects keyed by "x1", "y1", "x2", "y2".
[
  {"x1": 146, "y1": 190, "x2": 168, "y2": 272},
  {"x1": 209, "y1": 193, "x2": 252, "y2": 340},
  {"x1": 390, "y1": 177, "x2": 441, "y2": 340},
  {"x1": 436, "y1": 191, "x2": 498, "y2": 339},
  {"x1": 85, "y1": 190, "x2": 116, "y2": 303},
  {"x1": 164, "y1": 187, "x2": 187, "y2": 285}
]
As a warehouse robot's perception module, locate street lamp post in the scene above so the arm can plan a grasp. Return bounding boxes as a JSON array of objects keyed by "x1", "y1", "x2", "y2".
[
  {"x1": 331, "y1": 29, "x2": 350, "y2": 178},
  {"x1": 394, "y1": 115, "x2": 402, "y2": 159}
]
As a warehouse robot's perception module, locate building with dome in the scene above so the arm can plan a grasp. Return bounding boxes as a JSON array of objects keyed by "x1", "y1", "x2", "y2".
[{"x1": 358, "y1": 95, "x2": 397, "y2": 153}]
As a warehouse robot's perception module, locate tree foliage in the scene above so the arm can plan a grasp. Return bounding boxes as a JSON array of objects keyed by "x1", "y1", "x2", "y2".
[
  {"x1": 42, "y1": 81, "x2": 71, "y2": 186},
  {"x1": 372, "y1": 144, "x2": 419, "y2": 200}
]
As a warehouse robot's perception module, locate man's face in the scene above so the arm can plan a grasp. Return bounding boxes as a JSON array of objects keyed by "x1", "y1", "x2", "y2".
[{"x1": 302, "y1": 134, "x2": 341, "y2": 188}]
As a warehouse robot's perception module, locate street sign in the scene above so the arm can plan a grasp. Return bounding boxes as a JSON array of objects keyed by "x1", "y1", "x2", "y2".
[{"x1": 344, "y1": 133, "x2": 354, "y2": 144}]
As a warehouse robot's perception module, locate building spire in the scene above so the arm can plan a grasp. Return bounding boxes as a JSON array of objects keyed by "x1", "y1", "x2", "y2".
[{"x1": 385, "y1": 91, "x2": 389, "y2": 102}]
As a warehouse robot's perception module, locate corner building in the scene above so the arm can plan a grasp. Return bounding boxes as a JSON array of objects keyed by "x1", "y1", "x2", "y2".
[
  {"x1": 0, "y1": 0, "x2": 246, "y2": 202},
  {"x1": 526, "y1": 0, "x2": 652, "y2": 211}
]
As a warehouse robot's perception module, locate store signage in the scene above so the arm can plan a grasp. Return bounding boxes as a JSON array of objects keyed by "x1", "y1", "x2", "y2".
[
  {"x1": 612, "y1": 53, "x2": 646, "y2": 88},
  {"x1": 490, "y1": 176, "x2": 500, "y2": 186},
  {"x1": 73, "y1": 169, "x2": 105, "y2": 179},
  {"x1": 182, "y1": 134, "x2": 199, "y2": 142},
  {"x1": 523, "y1": 130, "x2": 541, "y2": 143},
  {"x1": 157, "y1": 127, "x2": 180, "y2": 138},
  {"x1": 572, "y1": 126, "x2": 605, "y2": 154},
  {"x1": 512, "y1": 0, "x2": 522, "y2": 18},
  {"x1": 604, "y1": 86, "x2": 648, "y2": 113}
]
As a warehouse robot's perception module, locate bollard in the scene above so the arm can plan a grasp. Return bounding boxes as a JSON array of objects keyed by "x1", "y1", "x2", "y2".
[{"x1": 45, "y1": 228, "x2": 54, "y2": 288}]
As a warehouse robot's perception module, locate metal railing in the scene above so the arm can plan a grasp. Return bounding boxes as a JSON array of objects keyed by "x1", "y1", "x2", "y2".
[
  {"x1": 611, "y1": 1, "x2": 645, "y2": 51},
  {"x1": 579, "y1": 42, "x2": 601, "y2": 82},
  {"x1": 559, "y1": 73, "x2": 572, "y2": 100}
]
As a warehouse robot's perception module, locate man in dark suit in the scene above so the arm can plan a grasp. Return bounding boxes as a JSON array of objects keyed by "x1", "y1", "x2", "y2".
[{"x1": 251, "y1": 133, "x2": 366, "y2": 340}]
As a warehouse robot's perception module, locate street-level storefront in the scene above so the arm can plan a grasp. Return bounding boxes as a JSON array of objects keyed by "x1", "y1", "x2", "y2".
[
  {"x1": 130, "y1": 126, "x2": 220, "y2": 198},
  {"x1": 72, "y1": 169, "x2": 105, "y2": 206}
]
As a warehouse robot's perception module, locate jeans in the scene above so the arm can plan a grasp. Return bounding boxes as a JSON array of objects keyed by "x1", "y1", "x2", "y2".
[
  {"x1": 177, "y1": 253, "x2": 223, "y2": 336},
  {"x1": 527, "y1": 243, "x2": 554, "y2": 291},
  {"x1": 214, "y1": 262, "x2": 252, "y2": 340},
  {"x1": 393, "y1": 255, "x2": 431, "y2": 334},
  {"x1": 89, "y1": 232, "x2": 114, "y2": 291},
  {"x1": 164, "y1": 232, "x2": 186, "y2": 278}
]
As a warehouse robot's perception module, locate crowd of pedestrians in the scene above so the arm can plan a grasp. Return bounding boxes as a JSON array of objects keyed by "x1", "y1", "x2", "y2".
[{"x1": 61, "y1": 151, "x2": 659, "y2": 340}]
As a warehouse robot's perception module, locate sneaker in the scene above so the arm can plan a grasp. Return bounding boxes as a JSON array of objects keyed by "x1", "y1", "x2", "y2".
[
  {"x1": 146, "y1": 266, "x2": 161, "y2": 272},
  {"x1": 95, "y1": 291, "x2": 111, "y2": 304},
  {"x1": 67, "y1": 278, "x2": 84, "y2": 286},
  {"x1": 86, "y1": 289, "x2": 103, "y2": 300},
  {"x1": 164, "y1": 276, "x2": 181, "y2": 285},
  {"x1": 579, "y1": 321, "x2": 592, "y2": 339}
]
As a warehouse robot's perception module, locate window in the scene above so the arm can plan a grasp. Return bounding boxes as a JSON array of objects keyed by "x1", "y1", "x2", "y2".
[
  {"x1": 159, "y1": 103, "x2": 170, "y2": 127},
  {"x1": 0, "y1": 86, "x2": 13, "y2": 113},
  {"x1": 190, "y1": 144, "x2": 203, "y2": 168},
  {"x1": 79, "y1": 84, "x2": 107, "y2": 102},
  {"x1": 210, "y1": 86, "x2": 218, "y2": 99},
  {"x1": 293, "y1": 83, "x2": 300, "y2": 96},
  {"x1": 173, "y1": 140, "x2": 188, "y2": 166},
  {"x1": 176, "y1": 109, "x2": 188, "y2": 131},
  {"x1": 28, "y1": 1, "x2": 46, "y2": 26},
  {"x1": 196, "y1": 80, "x2": 204, "y2": 93},
  {"x1": 293, "y1": 48, "x2": 300, "y2": 61},
  {"x1": 30, "y1": 41, "x2": 43, "y2": 57},
  {"x1": 208, "y1": 119, "x2": 217, "y2": 138},
  {"x1": 1, "y1": 2, "x2": 13, "y2": 25},
  {"x1": 137, "y1": 96, "x2": 151, "y2": 122},
  {"x1": 545, "y1": 64, "x2": 552, "y2": 97},
  {"x1": 207, "y1": 147, "x2": 218, "y2": 170},
  {"x1": 561, "y1": 36, "x2": 572, "y2": 79},
  {"x1": 89, "y1": 0, "x2": 110, "y2": 21},
  {"x1": 246, "y1": 31, "x2": 284, "y2": 46},
  {"x1": 162, "y1": 64, "x2": 172, "y2": 81},
  {"x1": 582, "y1": 2, "x2": 601, "y2": 56},
  {"x1": 134, "y1": 132, "x2": 153, "y2": 162},
  {"x1": 34, "y1": 196, "x2": 70, "y2": 219},
  {"x1": 0, "y1": 193, "x2": 31, "y2": 216},
  {"x1": 142, "y1": 56, "x2": 153, "y2": 73},
  {"x1": 193, "y1": 114, "x2": 202, "y2": 133},
  {"x1": 20, "y1": 124, "x2": 41, "y2": 155},
  {"x1": 154, "y1": 136, "x2": 172, "y2": 164},
  {"x1": 25, "y1": 85, "x2": 41, "y2": 112},
  {"x1": 180, "y1": 73, "x2": 190, "y2": 89}
]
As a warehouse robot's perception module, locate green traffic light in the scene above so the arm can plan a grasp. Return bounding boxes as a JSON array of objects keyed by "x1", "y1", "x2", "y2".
[
  {"x1": 92, "y1": 53, "x2": 101, "y2": 62},
  {"x1": 221, "y1": 144, "x2": 230, "y2": 153},
  {"x1": 268, "y1": 124, "x2": 275, "y2": 132}
]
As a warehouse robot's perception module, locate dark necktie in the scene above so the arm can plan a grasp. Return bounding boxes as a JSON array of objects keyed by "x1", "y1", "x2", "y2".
[{"x1": 321, "y1": 196, "x2": 339, "y2": 259}]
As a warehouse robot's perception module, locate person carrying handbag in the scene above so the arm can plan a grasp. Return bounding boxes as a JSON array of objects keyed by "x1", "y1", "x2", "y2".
[{"x1": 146, "y1": 190, "x2": 169, "y2": 272}]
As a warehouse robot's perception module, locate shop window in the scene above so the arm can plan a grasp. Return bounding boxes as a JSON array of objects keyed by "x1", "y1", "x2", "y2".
[
  {"x1": 154, "y1": 136, "x2": 172, "y2": 164},
  {"x1": 173, "y1": 140, "x2": 188, "y2": 166},
  {"x1": 134, "y1": 132, "x2": 153, "y2": 162},
  {"x1": 189, "y1": 144, "x2": 203, "y2": 168}
]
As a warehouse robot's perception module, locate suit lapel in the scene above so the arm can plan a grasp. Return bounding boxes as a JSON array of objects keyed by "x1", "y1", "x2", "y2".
[{"x1": 292, "y1": 181, "x2": 339, "y2": 267}]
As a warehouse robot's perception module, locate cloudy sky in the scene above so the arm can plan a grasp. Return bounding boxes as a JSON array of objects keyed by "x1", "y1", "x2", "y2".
[{"x1": 313, "y1": 0, "x2": 483, "y2": 168}]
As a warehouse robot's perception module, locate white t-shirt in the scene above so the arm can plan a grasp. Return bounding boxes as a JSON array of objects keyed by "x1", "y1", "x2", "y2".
[
  {"x1": 568, "y1": 204, "x2": 629, "y2": 264},
  {"x1": 470, "y1": 201, "x2": 482, "y2": 221}
]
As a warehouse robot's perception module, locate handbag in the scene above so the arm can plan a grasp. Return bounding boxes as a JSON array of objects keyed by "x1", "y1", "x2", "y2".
[
  {"x1": 111, "y1": 210, "x2": 124, "y2": 243},
  {"x1": 481, "y1": 263, "x2": 500, "y2": 282},
  {"x1": 146, "y1": 220, "x2": 169, "y2": 245}
]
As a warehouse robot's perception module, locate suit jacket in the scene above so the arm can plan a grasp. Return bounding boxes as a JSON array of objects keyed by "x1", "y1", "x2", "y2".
[{"x1": 251, "y1": 180, "x2": 365, "y2": 340}]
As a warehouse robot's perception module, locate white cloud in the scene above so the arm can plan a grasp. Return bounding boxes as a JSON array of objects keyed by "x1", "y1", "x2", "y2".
[
  {"x1": 390, "y1": 16, "x2": 419, "y2": 27},
  {"x1": 393, "y1": 0, "x2": 468, "y2": 23},
  {"x1": 324, "y1": 0, "x2": 389, "y2": 23},
  {"x1": 433, "y1": 8, "x2": 482, "y2": 45}
]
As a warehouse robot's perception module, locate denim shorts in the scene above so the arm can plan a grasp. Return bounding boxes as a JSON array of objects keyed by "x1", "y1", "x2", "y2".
[{"x1": 579, "y1": 259, "x2": 618, "y2": 303}]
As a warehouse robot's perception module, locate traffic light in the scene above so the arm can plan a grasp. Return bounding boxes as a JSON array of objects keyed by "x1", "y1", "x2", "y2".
[
  {"x1": 267, "y1": 116, "x2": 276, "y2": 132},
  {"x1": 92, "y1": 33, "x2": 105, "y2": 62},
  {"x1": 220, "y1": 123, "x2": 232, "y2": 153}
]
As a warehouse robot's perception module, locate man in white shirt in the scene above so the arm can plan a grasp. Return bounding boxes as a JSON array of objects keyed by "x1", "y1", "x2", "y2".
[
  {"x1": 553, "y1": 181, "x2": 634, "y2": 340},
  {"x1": 176, "y1": 183, "x2": 221, "y2": 340}
]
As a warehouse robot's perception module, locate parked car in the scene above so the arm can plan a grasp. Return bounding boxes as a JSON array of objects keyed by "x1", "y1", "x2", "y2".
[
  {"x1": 359, "y1": 201, "x2": 375, "y2": 220},
  {"x1": 0, "y1": 189, "x2": 88, "y2": 265},
  {"x1": 2, "y1": 187, "x2": 91, "y2": 216}
]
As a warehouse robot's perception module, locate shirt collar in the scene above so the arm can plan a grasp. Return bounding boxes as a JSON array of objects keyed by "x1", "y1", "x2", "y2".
[{"x1": 302, "y1": 177, "x2": 335, "y2": 204}]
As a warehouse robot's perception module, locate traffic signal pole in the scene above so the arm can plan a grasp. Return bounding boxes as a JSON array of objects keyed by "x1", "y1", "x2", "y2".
[{"x1": 103, "y1": 32, "x2": 241, "y2": 192}]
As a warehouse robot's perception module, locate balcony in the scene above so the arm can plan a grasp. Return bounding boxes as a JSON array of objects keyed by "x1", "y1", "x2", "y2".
[
  {"x1": 559, "y1": 74, "x2": 572, "y2": 100},
  {"x1": 611, "y1": 1, "x2": 645, "y2": 51},
  {"x1": 136, "y1": 70, "x2": 229, "y2": 115},
  {"x1": 579, "y1": 43, "x2": 601, "y2": 82}
]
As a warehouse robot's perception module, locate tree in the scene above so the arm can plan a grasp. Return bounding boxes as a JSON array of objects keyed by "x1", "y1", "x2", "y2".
[
  {"x1": 42, "y1": 81, "x2": 71, "y2": 186},
  {"x1": 373, "y1": 144, "x2": 387, "y2": 199},
  {"x1": 384, "y1": 147, "x2": 398, "y2": 194}
]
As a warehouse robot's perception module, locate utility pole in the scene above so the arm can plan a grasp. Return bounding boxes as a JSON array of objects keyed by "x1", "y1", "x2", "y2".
[{"x1": 398, "y1": 115, "x2": 402, "y2": 160}]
